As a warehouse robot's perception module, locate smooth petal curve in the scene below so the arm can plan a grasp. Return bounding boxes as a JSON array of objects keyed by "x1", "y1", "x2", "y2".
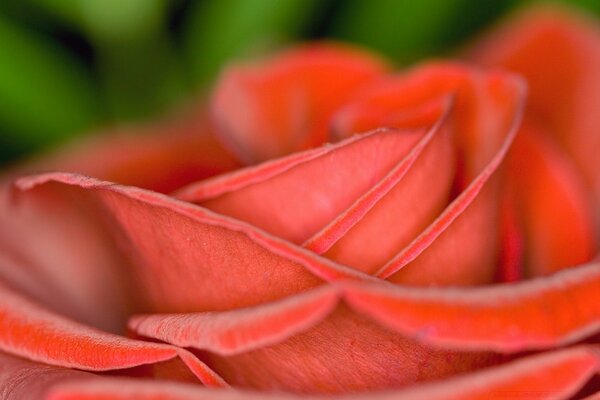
[
  {"x1": 344, "y1": 262, "x2": 600, "y2": 353},
  {"x1": 0, "y1": 280, "x2": 226, "y2": 386},
  {"x1": 212, "y1": 42, "x2": 387, "y2": 163},
  {"x1": 14, "y1": 173, "x2": 368, "y2": 314},
  {"x1": 129, "y1": 285, "x2": 339, "y2": 355},
  {"x1": 47, "y1": 346, "x2": 600, "y2": 400}
]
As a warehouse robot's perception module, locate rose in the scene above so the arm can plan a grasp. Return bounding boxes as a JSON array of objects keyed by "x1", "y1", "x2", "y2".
[{"x1": 1, "y1": 6, "x2": 599, "y2": 400}]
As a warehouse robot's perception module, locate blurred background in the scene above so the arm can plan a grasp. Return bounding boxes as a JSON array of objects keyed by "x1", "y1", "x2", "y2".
[{"x1": 0, "y1": 0, "x2": 597, "y2": 165}]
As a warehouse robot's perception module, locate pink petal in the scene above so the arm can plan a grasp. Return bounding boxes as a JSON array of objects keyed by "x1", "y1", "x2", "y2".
[
  {"x1": 344, "y1": 262, "x2": 600, "y2": 353},
  {"x1": 13, "y1": 173, "x2": 366, "y2": 314},
  {"x1": 212, "y1": 42, "x2": 387, "y2": 163},
  {"x1": 0, "y1": 280, "x2": 225, "y2": 386},
  {"x1": 128, "y1": 285, "x2": 339, "y2": 355}
]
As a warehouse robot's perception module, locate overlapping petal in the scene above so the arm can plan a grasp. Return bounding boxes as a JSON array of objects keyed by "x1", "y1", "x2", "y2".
[
  {"x1": 47, "y1": 346, "x2": 600, "y2": 400},
  {"x1": 125, "y1": 261, "x2": 600, "y2": 393},
  {"x1": 332, "y1": 64, "x2": 526, "y2": 285},
  {"x1": 0, "y1": 280, "x2": 226, "y2": 386},
  {"x1": 13, "y1": 173, "x2": 366, "y2": 314}
]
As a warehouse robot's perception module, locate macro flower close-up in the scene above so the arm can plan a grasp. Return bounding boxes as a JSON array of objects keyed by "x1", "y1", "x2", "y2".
[{"x1": 0, "y1": 2, "x2": 599, "y2": 399}]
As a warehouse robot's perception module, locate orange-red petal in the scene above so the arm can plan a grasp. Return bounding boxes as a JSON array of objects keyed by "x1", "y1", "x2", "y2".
[
  {"x1": 344, "y1": 262, "x2": 600, "y2": 352},
  {"x1": 212, "y1": 42, "x2": 387, "y2": 163}
]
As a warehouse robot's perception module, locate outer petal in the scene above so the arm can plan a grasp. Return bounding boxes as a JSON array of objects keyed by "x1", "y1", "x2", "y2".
[
  {"x1": 344, "y1": 262, "x2": 600, "y2": 353},
  {"x1": 212, "y1": 42, "x2": 387, "y2": 163},
  {"x1": 47, "y1": 347, "x2": 600, "y2": 400},
  {"x1": 0, "y1": 280, "x2": 225, "y2": 386},
  {"x1": 23, "y1": 107, "x2": 239, "y2": 194},
  {"x1": 124, "y1": 262, "x2": 600, "y2": 393},
  {"x1": 13, "y1": 173, "x2": 367, "y2": 314},
  {"x1": 470, "y1": 6, "x2": 600, "y2": 215}
]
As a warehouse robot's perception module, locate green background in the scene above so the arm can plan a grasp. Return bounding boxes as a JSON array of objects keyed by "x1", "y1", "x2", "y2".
[{"x1": 0, "y1": 0, "x2": 595, "y2": 164}]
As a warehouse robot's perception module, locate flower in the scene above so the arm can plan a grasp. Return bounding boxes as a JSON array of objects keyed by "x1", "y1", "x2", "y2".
[{"x1": 1, "y1": 6, "x2": 599, "y2": 400}]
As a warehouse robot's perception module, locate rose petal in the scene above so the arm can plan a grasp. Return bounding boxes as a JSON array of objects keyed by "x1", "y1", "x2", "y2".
[
  {"x1": 332, "y1": 64, "x2": 525, "y2": 285},
  {"x1": 177, "y1": 99, "x2": 451, "y2": 265},
  {"x1": 176, "y1": 127, "x2": 424, "y2": 245},
  {"x1": 0, "y1": 280, "x2": 225, "y2": 386},
  {"x1": 506, "y1": 119, "x2": 596, "y2": 277},
  {"x1": 0, "y1": 351, "x2": 94, "y2": 400},
  {"x1": 18, "y1": 107, "x2": 239, "y2": 194},
  {"x1": 470, "y1": 6, "x2": 600, "y2": 213},
  {"x1": 193, "y1": 305, "x2": 499, "y2": 393},
  {"x1": 14, "y1": 173, "x2": 367, "y2": 314},
  {"x1": 46, "y1": 346, "x2": 600, "y2": 399},
  {"x1": 212, "y1": 42, "x2": 387, "y2": 163},
  {"x1": 306, "y1": 100, "x2": 456, "y2": 273},
  {"x1": 344, "y1": 262, "x2": 600, "y2": 353},
  {"x1": 0, "y1": 180, "x2": 133, "y2": 333},
  {"x1": 129, "y1": 285, "x2": 339, "y2": 355}
]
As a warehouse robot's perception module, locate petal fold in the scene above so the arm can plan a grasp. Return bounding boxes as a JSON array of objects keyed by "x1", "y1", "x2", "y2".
[
  {"x1": 0, "y1": 281, "x2": 225, "y2": 386},
  {"x1": 14, "y1": 173, "x2": 366, "y2": 314},
  {"x1": 344, "y1": 262, "x2": 600, "y2": 352},
  {"x1": 129, "y1": 285, "x2": 339, "y2": 355}
]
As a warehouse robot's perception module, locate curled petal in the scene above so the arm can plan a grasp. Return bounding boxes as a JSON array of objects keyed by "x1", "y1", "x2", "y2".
[
  {"x1": 0, "y1": 281, "x2": 225, "y2": 386},
  {"x1": 47, "y1": 347, "x2": 600, "y2": 400},
  {"x1": 344, "y1": 262, "x2": 600, "y2": 352},
  {"x1": 332, "y1": 63, "x2": 526, "y2": 285},
  {"x1": 129, "y1": 285, "x2": 340, "y2": 355},
  {"x1": 178, "y1": 98, "x2": 452, "y2": 274}
]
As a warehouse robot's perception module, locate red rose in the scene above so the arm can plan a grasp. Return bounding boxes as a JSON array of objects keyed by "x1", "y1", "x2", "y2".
[{"x1": 1, "y1": 6, "x2": 599, "y2": 400}]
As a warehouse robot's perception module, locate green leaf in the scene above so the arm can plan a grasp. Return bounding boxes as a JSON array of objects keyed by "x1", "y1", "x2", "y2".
[
  {"x1": 184, "y1": 0, "x2": 323, "y2": 88},
  {"x1": 0, "y1": 16, "x2": 100, "y2": 158},
  {"x1": 330, "y1": 0, "x2": 516, "y2": 63}
]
